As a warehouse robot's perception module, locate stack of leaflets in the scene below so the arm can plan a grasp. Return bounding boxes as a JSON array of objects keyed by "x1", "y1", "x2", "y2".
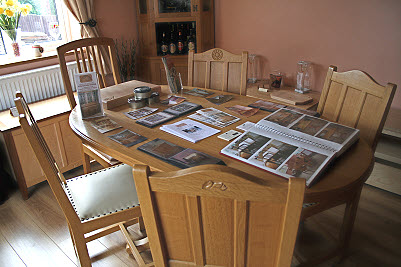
[
  {"x1": 108, "y1": 129, "x2": 147, "y2": 147},
  {"x1": 163, "y1": 102, "x2": 202, "y2": 116},
  {"x1": 136, "y1": 102, "x2": 202, "y2": 128},
  {"x1": 226, "y1": 105, "x2": 259, "y2": 117},
  {"x1": 184, "y1": 88, "x2": 214, "y2": 97},
  {"x1": 137, "y1": 138, "x2": 225, "y2": 168},
  {"x1": 220, "y1": 107, "x2": 360, "y2": 187},
  {"x1": 206, "y1": 95, "x2": 233, "y2": 105},
  {"x1": 160, "y1": 119, "x2": 221, "y2": 143},
  {"x1": 74, "y1": 72, "x2": 104, "y2": 119},
  {"x1": 188, "y1": 107, "x2": 240, "y2": 128},
  {"x1": 124, "y1": 107, "x2": 158, "y2": 120},
  {"x1": 248, "y1": 99, "x2": 320, "y2": 117},
  {"x1": 90, "y1": 117, "x2": 122, "y2": 133},
  {"x1": 161, "y1": 56, "x2": 182, "y2": 94}
]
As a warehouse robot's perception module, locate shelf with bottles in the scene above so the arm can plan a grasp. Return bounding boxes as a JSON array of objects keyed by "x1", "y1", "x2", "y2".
[{"x1": 156, "y1": 21, "x2": 197, "y2": 56}]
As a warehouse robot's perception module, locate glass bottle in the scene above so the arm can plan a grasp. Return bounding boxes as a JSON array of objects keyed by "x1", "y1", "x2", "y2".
[
  {"x1": 169, "y1": 25, "x2": 176, "y2": 55},
  {"x1": 187, "y1": 27, "x2": 196, "y2": 53},
  {"x1": 160, "y1": 32, "x2": 168, "y2": 56},
  {"x1": 248, "y1": 54, "x2": 260, "y2": 83},
  {"x1": 177, "y1": 29, "x2": 184, "y2": 54},
  {"x1": 296, "y1": 61, "x2": 312, "y2": 93}
]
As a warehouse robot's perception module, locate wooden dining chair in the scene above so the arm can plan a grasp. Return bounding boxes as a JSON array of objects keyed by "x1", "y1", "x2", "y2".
[
  {"x1": 14, "y1": 92, "x2": 149, "y2": 267},
  {"x1": 188, "y1": 48, "x2": 248, "y2": 95},
  {"x1": 57, "y1": 37, "x2": 122, "y2": 173},
  {"x1": 133, "y1": 164, "x2": 305, "y2": 267},
  {"x1": 299, "y1": 66, "x2": 397, "y2": 264}
]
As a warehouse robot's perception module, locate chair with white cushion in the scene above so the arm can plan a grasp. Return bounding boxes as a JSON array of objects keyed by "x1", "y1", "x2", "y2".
[{"x1": 14, "y1": 91, "x2": 148, "y2": 267}]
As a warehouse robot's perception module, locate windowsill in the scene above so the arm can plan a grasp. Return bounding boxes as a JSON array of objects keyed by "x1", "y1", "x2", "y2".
[{"x1": 0, "y1": 51, "x2": 60, "y2": 69}]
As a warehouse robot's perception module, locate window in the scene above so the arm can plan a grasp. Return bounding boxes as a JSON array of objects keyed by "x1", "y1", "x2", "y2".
[{"x1": 0, "y1": 0, "x2": 80, "y2": 62}]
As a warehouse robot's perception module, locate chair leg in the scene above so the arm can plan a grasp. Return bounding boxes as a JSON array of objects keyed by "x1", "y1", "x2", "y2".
[
  {"x1": 139, "y1": 216, "x2": 146, "y2": 232},
  {"x1": 119, "y1": 223, "x2": 147, "y2": 267},
  {"x1": 70, "y1": 228, "x2": 92, "y2": 267},
  {"x1": 338, "y1": 186, "x2": 363, "y2": 259},
  {"x1": 81, "y1": 144, "x2": 91, "y2": 174}
]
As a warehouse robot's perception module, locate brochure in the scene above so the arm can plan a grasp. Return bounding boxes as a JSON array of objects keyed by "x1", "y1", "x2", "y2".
[
  {"x1": 160, "y1": 119, "x2": 221, "y2": 143},
  {"x1": 160, "y1": 95, "x2": 186, "y2": 106},
  {"x1": 184, "y1": 88, "x2": 214, "y2": 97},
  {"x1": 108, "y1": 129, "x2": 147, "y2": 147},
  {"x1": 188, "y1": 107, "x2": 240, "y2": 128},
  {"x1": 226, "y1": 105, "x2": 259, "y2": 117},
  {"x1": 74, "y1": 72, "x2": 104, "y2": 119},
  {"x1": 162, "y1": 56, "x2": 182, "y2": 94},
  {"x1": 90, "y1": 117, "x2": 122, "y2": 133},
  {"x1": 163, "y1": 102, "x2": 202, "y2": 117},
  {"x1": 137, "y1": 139, "x2": 225, "y2": 168},
  {"x1": 248, "y1": 100, "x2": 285, "y2": 112},
  {"x1": 136, "y1": 112, "x2": 177, "y2": 128},
  {"x1": 124, "y1": 107, "x2": 158, "y2": 120},
  {"x1": 221, "y1": 107, "x2": 360, "y2": 187},
  {"x1": 206, "y1": 95, "x2": 233, "y2": 105}
]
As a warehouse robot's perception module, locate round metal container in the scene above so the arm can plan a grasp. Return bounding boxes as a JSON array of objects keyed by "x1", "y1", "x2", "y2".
[
  {"x1": 148, "y1": 92, "x2": 160, "y2": 105},
  {"x1": 133, "y1": 86, "x2": 151, "y2": 100},
  {"x1": 128, "y1": 97, "x2": 146, "y2": 109}
]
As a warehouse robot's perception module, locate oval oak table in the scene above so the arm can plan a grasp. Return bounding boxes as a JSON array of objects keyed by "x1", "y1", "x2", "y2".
[{"x1": 69, "y1": 85, "x2": 374, "y2": 266}]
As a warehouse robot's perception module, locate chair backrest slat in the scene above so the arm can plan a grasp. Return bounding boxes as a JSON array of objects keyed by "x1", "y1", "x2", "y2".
[
  {"x1": 133, "y1": 164, "x2": 305, "y2": 267},
  {"x1": 57, "y1": 37, "x2": 122, "y2": 109},
  {"x1": 188, "y1": 48, "x2": 248, "y2": 95},
  {"x1": 317, "y1": 66, "x2": 397, "y2": 150}
]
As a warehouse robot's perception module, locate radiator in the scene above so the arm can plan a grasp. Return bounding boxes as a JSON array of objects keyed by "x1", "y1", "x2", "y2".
[{"x1": 0, "y1": 62, "x2": 78, "y2": 111}]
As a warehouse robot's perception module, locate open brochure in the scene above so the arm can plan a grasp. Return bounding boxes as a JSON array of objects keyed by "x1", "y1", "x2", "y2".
[
  {"x1": 161, "y1": 119, "x2": 221, "y2": 143},
  {"x1": 220, "y1": 108, "x2": 359, "y2": 187},
  {"x1": 74, "y1": 72, "x2": 104, "y2": 119},
  {"x1": 137, "y1": 139, "x2": 225, "y2": 168}
]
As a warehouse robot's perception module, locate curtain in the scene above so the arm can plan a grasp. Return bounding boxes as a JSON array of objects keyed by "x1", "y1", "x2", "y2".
[{"x1": 62, "y1": 0, "x2": 112, "y2": 74}]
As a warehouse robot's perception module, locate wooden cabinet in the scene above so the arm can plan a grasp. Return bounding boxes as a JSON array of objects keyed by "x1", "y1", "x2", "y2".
[
  {"x1": 136, "y1": 0, "x2": 215, "y2": 84},
  {"x1": 0, "y1": 96, "x2": 82, "y2": 200}
]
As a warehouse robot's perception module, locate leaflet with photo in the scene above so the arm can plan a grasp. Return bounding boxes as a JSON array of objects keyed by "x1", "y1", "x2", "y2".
[
  {"x1": 248, "y1": 100, "x2": 285, "y2": 112},
  {"x1": 184, "y1": 88, "x2": 214, "y2": 97},
  {"x1": 221, "y1": 107, "x2": 359, "y2": 187},
  {"x1": 163, "y1": 102, "x2": 202, "y2": 117},
  {"x1": 160, "y1": 95, "x2": 186, "y2": 105},
  {"x1": 136, "y1": 112, "x2": 177, "y2": 128},
  {"x1": 226, "y1": 105, "x2": 259, "y2": 117},
  {"x1": 206, "y1": 95, "x2": 233, "y2": 105},
  {"x1": 90, "y1": 117, "x2": 122, "y2": 133},
  {"x1": 108, "y1": 129, "x2": 147, "y2": 147},
  {"x1": 124, "y1": 107, "x2": 158, "y2": 120},
  {"x1": 162, "y1": 56, "x2": 182, "y2": 94},
  {"x1": 160, "y1": 119, "x2": 220, "y2": 143},
  {"x1": 74, "y1": 72, "x2": 104, "y2": 119},
  {"x1": 137, "y1": 139, "x2": 225, "y2": 168},
  {"x1": 188, "y1": 107, "x2": 240, "y2": 128}
]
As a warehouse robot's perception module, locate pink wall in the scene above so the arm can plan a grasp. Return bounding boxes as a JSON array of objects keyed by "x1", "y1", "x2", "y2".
[
  {"x1": 95, "y1": 0, "x2": 138, "y2": 41},
  {"x1": 215, "y1": 0, "x2": 401, "y2": 109}
]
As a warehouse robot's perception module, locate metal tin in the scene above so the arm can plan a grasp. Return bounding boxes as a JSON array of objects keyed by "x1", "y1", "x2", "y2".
[
  {"x1": 128, "y1": 97, "x2": 146, "y2": 109},
  {"x1": 133, "y1": 86, "x2": 151, "y2": 100},
  {"x1": 148, "y1": 92, "x2": 160, "y2": 105}
]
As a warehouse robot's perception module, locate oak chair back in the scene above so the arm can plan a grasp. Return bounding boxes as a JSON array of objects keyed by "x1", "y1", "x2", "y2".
[
  {"x1": 317, "y1": 66, "x2": 397, "y2": 151},
  {"x1": 133, "y1": 164, "x2": 305, "y2": 267},
  {"x1": 57, "y1": 37, "x2": 121, "y2": 109},
  {"x1": 188, "y1": 48, "x2": 248, "y2": 95}
]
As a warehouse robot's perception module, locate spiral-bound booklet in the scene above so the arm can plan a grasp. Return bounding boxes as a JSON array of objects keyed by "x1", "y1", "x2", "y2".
[{"x1": 220, "y1": 108, "x2": 359, "y2": 187}]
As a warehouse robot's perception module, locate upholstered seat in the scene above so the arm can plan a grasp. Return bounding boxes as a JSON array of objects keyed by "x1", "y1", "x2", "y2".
[{"x1": 65, "y1": 164, "x2": 139, "y2": 221}]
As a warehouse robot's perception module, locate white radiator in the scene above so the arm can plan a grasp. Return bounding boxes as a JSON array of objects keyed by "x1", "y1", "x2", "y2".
[{"x1": 0, "y1": 62, "x2": 78, "y2": 111}]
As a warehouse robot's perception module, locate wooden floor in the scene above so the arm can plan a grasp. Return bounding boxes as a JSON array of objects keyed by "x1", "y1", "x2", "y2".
[{"x1": 0, "y1": 168, "x2": 400, "y2": 267}]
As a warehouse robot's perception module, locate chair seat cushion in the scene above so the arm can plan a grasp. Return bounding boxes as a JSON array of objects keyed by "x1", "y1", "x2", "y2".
[{"x1": 64, "y1": 164, "x2": 139, "y2": 221}]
